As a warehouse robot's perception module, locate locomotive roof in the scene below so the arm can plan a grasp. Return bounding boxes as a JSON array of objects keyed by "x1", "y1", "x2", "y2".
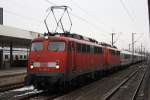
[{"x1": 32, "y1": 33, "x2": 120, "y2": 51}]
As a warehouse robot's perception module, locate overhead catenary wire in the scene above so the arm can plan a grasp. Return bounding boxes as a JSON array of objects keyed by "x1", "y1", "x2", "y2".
[
  {"x1": 4, "y1": 9, "x2": 45, "y2": 33},
  {"x1": 70, "y1": 0, "x2": 138, "y2": 43},
  {"x1": 43, "y1": 0, "x2": 148, "y2": 51},
  {"x1": 44, "y1": 0, "x2": 110, "y2": 39},
  {"x1": 4, "y1": 9, "x2": 43, "y2": 24},
  {"x1": 118, "y1": 0, "x2": 147, "y2": 49},
  {"x1": 0, "y1": 0, "x2": 44, "y2": 25},
  {"x1": 70, "y1": 0, "x2": 141, "y2": 44},
  {"x1": 44, "y1": 0, "x2": 56, "y2": 5},
  {"x1": 70, "y1": 12, "x2": 110, "y2": 35},
  {"x1": 113, "y1": 32, "x2": 123, "y2": 44},
  {"x1": 134, "y1": 33, "x2": 145, "y2": 43},
  {"x1": 119, "y1": 0, "x2": 135, "y2": 22},
  {"x1": 2, "y1": 0, "x2": 147, "y2": 48},
  {"x1": 71, "y1": 0, "x2": 145, "y2": 44},
  {"x1": 69, "y1": 0, "x2": 114, "y2": 33}
]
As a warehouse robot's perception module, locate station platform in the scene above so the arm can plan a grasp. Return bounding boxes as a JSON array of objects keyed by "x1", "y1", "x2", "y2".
[
  {"x1": 0, "y1": 67, "x2": 26, "y2": 89},
  {"x1": 0, "y1": 67, "x2": 26, "y2": 77}
]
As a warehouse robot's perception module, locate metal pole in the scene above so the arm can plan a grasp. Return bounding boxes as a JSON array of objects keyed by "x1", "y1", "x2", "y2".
[
  {"x1": 10, "y1": 43, "x2": 13, "y2": 68},
  {"x1": 148, "y1": 0, "x2": 150, "y2": 35},
  {"x1": 129, "y1": 44, "x2": 131, "y2": 51},
  {"x1": 111, "y1": 33, "x2": 115, "y2": 46},
  {"x1": 143, "y1": 47, "x2": 145, "y2": 60},
  {"x1": 132, "y1": 33, "x2": 135, "y2": 62},
  {"x1": 26, "y1": 46, "x2": 29, "y2": 59},
  {"x1": 141, "y1": 44, "x2": 142, "y2": 54}
]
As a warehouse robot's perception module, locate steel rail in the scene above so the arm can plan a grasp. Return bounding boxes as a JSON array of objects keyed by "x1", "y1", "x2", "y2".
[
  {"x1": 102, "y1": 69, "x2": 138, "y2": 100},
  {"x1": 14, "y1": 89, "x2": 43, "y2": 100},
  {"x1": 0, "y1": 82, "x2": 24, "y2": 92},
  {"x1": 131, "y1": 67, "x2": 147, "y2": 100}
]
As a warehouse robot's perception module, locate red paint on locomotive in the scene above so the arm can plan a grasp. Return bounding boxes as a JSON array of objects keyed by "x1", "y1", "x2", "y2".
[{"x1": 26, "y1": 35, "x2": 121, "y2": 89}]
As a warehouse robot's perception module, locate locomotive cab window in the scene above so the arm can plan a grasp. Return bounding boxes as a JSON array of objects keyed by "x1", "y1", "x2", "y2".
[
  {"x1": 31, "y1": 42, "x2": 43, "y2": 51},
  {"x1": 48, "y1": 42, "x2": 65, "y2": 51}
]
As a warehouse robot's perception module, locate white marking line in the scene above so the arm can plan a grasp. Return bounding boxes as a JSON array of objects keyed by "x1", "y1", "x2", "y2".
[
  {"x1": 13, "y1": 90, "x2": 42, "y2": 98},
  {"x1": 12, "y1": 86, "x2": 34, "y2": 92}
]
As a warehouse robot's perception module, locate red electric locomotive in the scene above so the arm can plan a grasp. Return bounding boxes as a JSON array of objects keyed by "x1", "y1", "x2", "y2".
[
  {"x1": 25, "y1": 6, "x2": 121, "y2": 90},
  {"x1": 26, "y1": 33, "x2": 121, "y2": 90}
]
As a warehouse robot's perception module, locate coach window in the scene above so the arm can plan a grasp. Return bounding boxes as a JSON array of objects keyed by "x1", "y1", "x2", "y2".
[
  {"x1": 48, "y1": 42, "x2": 65, "y2": 51},
  {"x1": 15, "y1": 55, "x2": 19, "y2": 60},
  {"x1": 20, "y1": 55, "x2": 23, "y2": 59},
  {"x1": 24, "y1": 55, "x2": 27, "y2": 59},
  {"x1": 124, "y1": 54, "x2": 129, "y2": 59},
  {"x1": 5, "y1": 55, "x2": 9, "y2": 60}
]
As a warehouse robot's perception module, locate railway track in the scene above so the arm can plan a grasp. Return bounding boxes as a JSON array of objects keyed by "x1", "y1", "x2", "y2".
[
  {"x1": 13, "y1": 89, "x2": 43, "y2": 100},
  {"x1": 0, "y1": 64, "x2": 146, "y2": 100},
  {"x1": 0, "y1": 86, "x2": 43, "y2": 100},
  {"x1": 0, "y1": 85, "x2": 63, "y2": 100},
  {"x1": 27, "y1": 93, "x2": 59, "y2": 100},
  {"x1": 0, "y1": 82, "x2": 24, "y2": 92},
  {"x1": 12, "y1": 88, "x2": 64, "y2": 100},
  {"x1": 102, "y1": 65, "x2": 147, "y2": 100}
]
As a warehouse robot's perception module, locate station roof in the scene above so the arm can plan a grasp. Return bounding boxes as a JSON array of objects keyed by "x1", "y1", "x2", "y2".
[{"x1": 0, "y1": 25, "x2": 40, "y2": 48}]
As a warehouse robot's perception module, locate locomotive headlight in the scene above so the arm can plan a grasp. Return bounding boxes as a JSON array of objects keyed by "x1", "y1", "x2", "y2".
[
  {"x1": 30, "y1": 65, "x2": 34, "y2": 69},
  {"x1": 45, "y1": 36, "x2": 48, "y2": 39},
  {"x1": 56, "y1": 65, "x2": 60, "y2": 69}
]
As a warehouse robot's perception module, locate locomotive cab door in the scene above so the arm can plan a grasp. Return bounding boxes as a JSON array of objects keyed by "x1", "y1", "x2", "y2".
[{"x1": 67, "y1": 42, "x2": 76, "y2": 80}]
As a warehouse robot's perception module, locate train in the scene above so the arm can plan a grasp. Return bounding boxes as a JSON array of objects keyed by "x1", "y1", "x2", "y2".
[
  {"x1": 25, "y1": 33, "x2": 145, "y2": 90},
  {"x1": 0, "y1": 48, "x2": 28, "y2": 68}
]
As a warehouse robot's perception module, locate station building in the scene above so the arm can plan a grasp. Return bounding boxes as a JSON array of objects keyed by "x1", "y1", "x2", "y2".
[
  {"x1": 0, "y1": 25, "x2": 39, "y2": 69},
  {"x1": 0, "y1": 7, "x2": 41, "y2": 69}
]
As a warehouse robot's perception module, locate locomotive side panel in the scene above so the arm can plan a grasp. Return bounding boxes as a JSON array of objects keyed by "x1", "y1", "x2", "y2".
[{"x1": 72, "y1": 42, "x2": 104, "y2": 78}]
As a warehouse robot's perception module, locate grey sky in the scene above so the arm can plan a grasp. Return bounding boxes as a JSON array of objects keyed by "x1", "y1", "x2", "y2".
[{"x1": 0, "y1": 0, "x2": 149, "y2": 51}]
